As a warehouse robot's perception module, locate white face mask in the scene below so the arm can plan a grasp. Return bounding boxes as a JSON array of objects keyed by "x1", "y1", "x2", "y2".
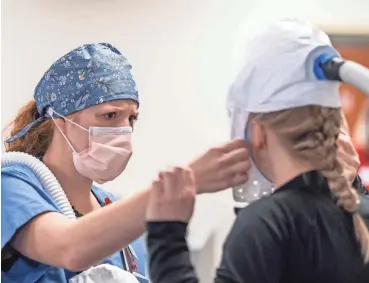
[{"x1": 49, "y1": 108, "x2": 133, "y2": 184}]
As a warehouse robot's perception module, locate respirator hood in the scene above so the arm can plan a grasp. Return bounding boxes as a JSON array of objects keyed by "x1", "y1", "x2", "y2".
[{"x1": 227, "y1": 18, "x2": 342, "y2": 139}]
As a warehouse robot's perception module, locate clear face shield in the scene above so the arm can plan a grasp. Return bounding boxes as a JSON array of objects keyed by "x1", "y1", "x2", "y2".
[{"x1": 229, "y1": 107, "x2": 275, "y2": 206}]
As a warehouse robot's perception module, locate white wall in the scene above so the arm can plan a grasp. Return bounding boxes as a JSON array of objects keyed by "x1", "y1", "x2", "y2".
[{"x1": 2, "y1": 0, "x2": 369, "y2": 280}]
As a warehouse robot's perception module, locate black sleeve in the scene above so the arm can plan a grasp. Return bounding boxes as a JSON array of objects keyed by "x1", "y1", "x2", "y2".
[
  {"x1": 146, "y1": 221, "x2": 198, "y2": 283},
  {"x1": 216, "y1": 201, "x2": 286, "y2": 283},
  {"x1": 146, "y1": 221, "x2": 241, "y2": 283}
]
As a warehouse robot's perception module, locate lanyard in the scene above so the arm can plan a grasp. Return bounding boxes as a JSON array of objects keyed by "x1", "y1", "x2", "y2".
[
  {"x1": 122, "y1": 246, "x2": 150, "y2": 281},
  {"x1": 101, "y1": 199, "x2": 140, "y2": 274},
  {"x1": 122, "y1": 245, "x2": 139, "y2": 273},
  {"x1": 77, "y1": 197, "x2": 149, "y2": 281}
]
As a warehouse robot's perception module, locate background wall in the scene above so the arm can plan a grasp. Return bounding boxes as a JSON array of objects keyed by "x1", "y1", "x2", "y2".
[{"x1": 2, "y1": 0, "x2": 369, "y2": 280}]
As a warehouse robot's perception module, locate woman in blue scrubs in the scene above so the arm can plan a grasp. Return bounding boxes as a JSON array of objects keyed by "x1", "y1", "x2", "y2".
[{"x1": 1, "y1": 43, "x2": 250, "y2": 282}]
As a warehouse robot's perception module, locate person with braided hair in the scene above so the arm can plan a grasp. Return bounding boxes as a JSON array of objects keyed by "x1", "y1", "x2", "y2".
[{"x1": 143, "y1": 19, "x2": 369, "y2": 283}]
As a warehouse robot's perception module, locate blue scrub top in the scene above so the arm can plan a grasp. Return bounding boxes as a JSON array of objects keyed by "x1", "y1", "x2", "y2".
[{"x1": 1, "y1": 163, "x2": 148, "y2": 283}]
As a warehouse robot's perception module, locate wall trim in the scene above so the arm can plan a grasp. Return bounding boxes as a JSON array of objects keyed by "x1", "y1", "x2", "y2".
[
  {"x1": 318, "y1": 24, "x2": 369, "y2": 36},
  {"x1": 329, "y1": 34, "x2": 369, "y2": 45}
]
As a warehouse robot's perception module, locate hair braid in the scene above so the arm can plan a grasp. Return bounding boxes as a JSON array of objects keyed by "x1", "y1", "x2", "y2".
[
  {"x1": 252, "y1": 106, "x2": 369, "y2": 263},
  {"x1": 316, "y1": 108, "x2": 369, "y2": 263}
]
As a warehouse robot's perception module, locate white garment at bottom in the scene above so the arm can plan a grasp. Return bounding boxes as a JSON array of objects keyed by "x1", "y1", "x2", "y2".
[{"x1": 69, "y1": 264, "x2": 140, "y2": 283}]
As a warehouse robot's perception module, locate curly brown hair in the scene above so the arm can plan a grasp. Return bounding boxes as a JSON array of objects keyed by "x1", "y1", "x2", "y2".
[{"x1": 4, "y1": 100, "x2": 54, "y2": 157}]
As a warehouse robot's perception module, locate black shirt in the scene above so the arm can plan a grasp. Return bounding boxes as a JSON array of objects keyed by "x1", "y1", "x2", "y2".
[{"x1": 147, "y1": 171, "x2": 369, "y2": 283}]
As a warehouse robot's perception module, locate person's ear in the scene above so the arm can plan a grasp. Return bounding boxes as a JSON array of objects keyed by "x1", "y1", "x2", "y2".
[{"x1": 249, "y1": 120, "x2": 267, "y2": 149}]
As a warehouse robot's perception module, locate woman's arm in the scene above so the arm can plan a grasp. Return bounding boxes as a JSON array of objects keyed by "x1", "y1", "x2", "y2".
[
  {"x1": 145, "y1": 167, "x2": 199, "y2": 283},
  {"x1": 144, "y1": 167, "x2": 241, "y2": 283},
  {"x1": 145, "y1": 166, "x2": 280, "y2": 283},
  {"x1": 10, "y1": 139, "x2": 250, "y2": 271},
  {"x1": 12, "y1": 187, "x2": 150, "y2": 271}
]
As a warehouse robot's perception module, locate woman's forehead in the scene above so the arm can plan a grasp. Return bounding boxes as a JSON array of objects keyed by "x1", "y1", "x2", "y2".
[{"x1": 88, "y1": 100, "x2": 138, "y2": 113}]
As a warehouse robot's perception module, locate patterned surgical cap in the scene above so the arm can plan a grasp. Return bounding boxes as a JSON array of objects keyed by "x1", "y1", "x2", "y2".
[{"x1": 7, "y1": 43, "x2": 139, "y2": 143}]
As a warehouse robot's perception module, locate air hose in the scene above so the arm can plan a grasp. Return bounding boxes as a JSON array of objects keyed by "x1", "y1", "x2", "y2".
[
  {"x1": 1, "y1": 151, "x2": 76, "y2": 219},
  {"x1": 314, "y1": 55, "x2": 369, "y2": 96}
]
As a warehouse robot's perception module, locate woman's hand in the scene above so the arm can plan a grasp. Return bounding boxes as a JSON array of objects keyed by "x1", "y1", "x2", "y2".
[
  {"x1": 146, "y1": 167, "x2": 196, "y2": 223},
  {"x1": 189, "y1": 139, "x2": 250, "y2": 194},
  {"x1": 337, "y1": 132, "x2": 360, "y2": 184}
]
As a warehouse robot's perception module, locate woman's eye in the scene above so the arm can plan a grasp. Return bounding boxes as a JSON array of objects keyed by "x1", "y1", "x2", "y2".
[{"x1": 104, "y1": 112, "x2": 117, "y2": 120}]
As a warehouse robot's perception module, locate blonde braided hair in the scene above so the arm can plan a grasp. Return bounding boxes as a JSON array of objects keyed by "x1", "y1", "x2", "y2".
[{"x1": 251, "y1": 106, "x2": 369, "y2": 263}]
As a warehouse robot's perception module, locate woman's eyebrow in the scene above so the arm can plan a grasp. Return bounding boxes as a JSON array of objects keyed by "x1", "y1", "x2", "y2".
[
  {"x1": 98, "y1": 105, "x2": 139, "y2": 118},
  {"x1": 100, "y1": 105, "x2": 129, "y2": 112}
]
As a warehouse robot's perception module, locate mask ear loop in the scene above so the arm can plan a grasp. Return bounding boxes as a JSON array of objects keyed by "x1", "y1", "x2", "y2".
[
  {"x1": 49, "y1": 108, "x2": 89, "y2": 132},
  {"x1": 47, "y1": 108, "x2": 86, "y2": 153}
]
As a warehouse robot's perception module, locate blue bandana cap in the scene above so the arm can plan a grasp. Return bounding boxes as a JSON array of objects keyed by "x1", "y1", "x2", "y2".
[{"x1": 7, "y1": 43, "x2": 139, "y2": 143}]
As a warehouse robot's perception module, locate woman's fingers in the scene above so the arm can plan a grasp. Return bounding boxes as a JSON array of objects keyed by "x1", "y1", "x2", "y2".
[
  {"x1": 337, "y1": 133, "x2": 359, "y2": 158},
  {"x1": 161, "y1": 170, "x2": 173, "y2": 198},
  {"x1": 338, "y1": 148, "x2": 360, "y2": 169},
  {"x1": 151, "y1": 178, "x2": 164, "y2": 198},
  {"x1": 147, "y1": 166, "x2": 196, "y2": 223},
  {"x1": 223, "y1": 160, "x2": 250, "y2": 178},
  {"x1": 219, "y1": 139, "x2": 249, "y2": 153},
  {"x1": 189, "y1": 140, "x2": 251, "y2": 194},
  {"x1": 146, "y1": 178, "x2": 164, "y2": 221},
  {"x1": 161, "y1": 167, "x2": 180, "y2": 198},
  {"x1": 219, "y1": 147, "x2": 250, "y2": 168},
  {"x1": 182, "y1": 168, "x2": 196, "y2": 196},
  {"x1": 336, "y1": 133, "x2": 361, "y2": 184}
]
